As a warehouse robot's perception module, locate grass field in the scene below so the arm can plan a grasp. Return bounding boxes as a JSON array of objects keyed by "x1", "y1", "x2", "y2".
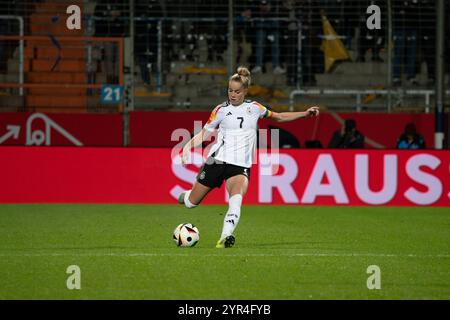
[{"x1": 0, "y1": 204, "x2": 449, "y2": 300}]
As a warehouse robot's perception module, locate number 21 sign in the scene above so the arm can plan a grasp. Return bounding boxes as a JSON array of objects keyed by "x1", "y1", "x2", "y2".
[{"x1": 101, "y1": 85, "x2": 123, "y2": 104}]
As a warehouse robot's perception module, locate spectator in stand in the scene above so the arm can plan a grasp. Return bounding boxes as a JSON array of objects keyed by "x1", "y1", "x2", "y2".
[
  {"x1": 356, "y1": 0, "x2": 385, "y2": 62},
  {"x1": 323, "y1": 0, "x2": 359, "y2": 50},
  {"x1": 397, "y1": 123, "x2": 426, "y2": 149},
  {"x1": 199, "y1": 0, "x2": 228, "y2": 63},
  {"x1": 328, "y1": 119, "x2": 365, "y2": 149},
  {"x1": 165, "y1": 0, "x2": 195, "y2": 62},
  {"x1": 251, "y1": 0, "x2": 286, "y2": 75},
  {"x1": 134, "y1": 0, "x2": 165, "y2": 88},
  {"x1": 392, "y1": 0, "x2": 420, "y2": 86},
  {"x1": 234, "y1": 1, "x2": 253, "y2": 66},
  {"x1": 446, "y1": 1, "x2": 450, "y2": 75},
  {"x1": 418, "y1": 0, "x2": 436, "y2": 86},
  {"x1": 282, "y1": 0, "x2": 320, "y2": 86},
  {"x1": 94, "y1": 0, "x2": 128, "y2": 84}
]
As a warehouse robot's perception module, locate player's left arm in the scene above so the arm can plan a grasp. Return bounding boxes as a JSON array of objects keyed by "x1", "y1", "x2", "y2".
[{"x1": 269, "y1": 106, "x2": 320, "y2": 122}]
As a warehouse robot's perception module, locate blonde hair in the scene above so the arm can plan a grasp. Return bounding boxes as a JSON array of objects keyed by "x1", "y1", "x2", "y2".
[{"x1": 229, "y1": 66, "x2": 251, "y2": 89}]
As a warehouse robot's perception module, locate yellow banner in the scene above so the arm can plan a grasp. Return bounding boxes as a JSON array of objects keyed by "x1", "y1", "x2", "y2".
[{"x1": 320, "y1": 15, "x2": 350, "y2": 73}]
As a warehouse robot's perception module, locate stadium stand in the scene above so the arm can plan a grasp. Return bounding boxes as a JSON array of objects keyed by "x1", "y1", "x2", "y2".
[{"x1": 0, "y1": 0, "x2": 448, "y2": 113}]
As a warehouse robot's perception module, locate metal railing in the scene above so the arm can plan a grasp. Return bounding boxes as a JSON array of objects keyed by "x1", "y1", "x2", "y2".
[{"x1": 290, "y1": 88, "x2": 450, "y2": 113}]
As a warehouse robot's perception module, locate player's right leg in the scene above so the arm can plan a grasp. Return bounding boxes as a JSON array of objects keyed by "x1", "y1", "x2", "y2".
[
  {"x1": 178, "y1": 159, "x2": 223, "y2": 209},
  {"x1": 178, "y1": 182, "x2": 212, "y2": 209}
]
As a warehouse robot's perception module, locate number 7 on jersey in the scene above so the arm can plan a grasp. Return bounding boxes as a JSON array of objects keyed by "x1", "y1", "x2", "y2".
[{"x1": 237, "y1": 117, "x2": 244, "y2": 129}]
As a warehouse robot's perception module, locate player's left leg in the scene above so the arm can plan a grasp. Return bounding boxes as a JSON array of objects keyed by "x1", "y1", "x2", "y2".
[{"x1": 216, "y1": 174, "x2": 248, "y2": 248}]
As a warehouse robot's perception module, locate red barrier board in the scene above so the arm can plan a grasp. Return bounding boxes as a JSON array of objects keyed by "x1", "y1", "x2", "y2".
[
  {"x1": 0, "y1": 112, "x2": 123, "y2": 146},
  {"x1": 130, "y1": 111, "x2": 435, "y2": 149},
  {"x1": 0, "y1": 112, "x2": 435, "y2": 149},
  {"x1": 1, "y1": 147, "x2": 448, "y2": 207}
]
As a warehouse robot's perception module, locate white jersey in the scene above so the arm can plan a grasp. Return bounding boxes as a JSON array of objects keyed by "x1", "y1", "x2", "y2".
[{"x1": 203, "y1": 100, "x2": 273, "y2": 168}]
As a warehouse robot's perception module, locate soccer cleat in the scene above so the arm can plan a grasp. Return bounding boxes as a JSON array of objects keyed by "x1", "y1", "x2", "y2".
[
  {"x1": 178, "y1": 192, "x2": 185, "y2": 205},
  {"x1": 215, "y1": 235, "x2": 235, "y2": 249},
  {"x1": 215, "y1": 239, "x2": 224, "y2": 249}
]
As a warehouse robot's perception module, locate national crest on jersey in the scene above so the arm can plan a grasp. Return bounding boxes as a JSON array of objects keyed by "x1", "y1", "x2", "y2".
[{"x1": 203, "y1": 100, "x2": 272, "y2": 168}]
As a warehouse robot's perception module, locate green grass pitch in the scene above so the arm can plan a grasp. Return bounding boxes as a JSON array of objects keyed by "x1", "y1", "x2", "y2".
[{"x1": 0, "y1": 204, "x2": 449, "y2": 300}]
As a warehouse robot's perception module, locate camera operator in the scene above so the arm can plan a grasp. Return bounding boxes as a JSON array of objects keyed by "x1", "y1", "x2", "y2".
[{"x1": 328, "y1": 119, "x2": 365, "y2": 149}]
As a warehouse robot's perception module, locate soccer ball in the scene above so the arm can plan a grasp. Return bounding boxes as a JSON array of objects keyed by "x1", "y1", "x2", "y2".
[{"x1": 173, "y1": 223, "x2": 199, "y2": 247}]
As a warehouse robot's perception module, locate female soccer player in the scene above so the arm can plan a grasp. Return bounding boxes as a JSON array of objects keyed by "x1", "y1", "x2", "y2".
[{"x1": 178, "y1": 67, "x2": 319, "y2": 248}]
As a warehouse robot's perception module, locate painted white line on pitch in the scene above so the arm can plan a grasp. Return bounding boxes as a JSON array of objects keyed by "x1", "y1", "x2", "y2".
[{"x1": 0, "y1": 252, "x2": 449, "y2": 258}]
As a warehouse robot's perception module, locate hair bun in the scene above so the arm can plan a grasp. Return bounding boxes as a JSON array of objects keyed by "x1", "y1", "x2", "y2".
[
  {"x1": 237, "y1": 67, "x2": 251, "y2": 77},
  {"x1": 229, "y1": 66, "x2": 251, "y2": 88}
]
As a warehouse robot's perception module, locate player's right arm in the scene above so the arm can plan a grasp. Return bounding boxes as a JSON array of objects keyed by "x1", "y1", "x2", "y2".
[
  {"x1": 181, "y1": 104, "x2": 225, "y2": 165},
  {"x1": 186, "y1": 129, "x2": 210, "y2": 148},
  {"x1": 182, "y1": 128, "x2": 211, "y2": 162}
]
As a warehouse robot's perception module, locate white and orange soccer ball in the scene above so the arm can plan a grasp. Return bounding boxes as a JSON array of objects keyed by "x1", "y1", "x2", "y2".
[{"x1": 173, "y1": 223, "x2": 200, "y2": 247}]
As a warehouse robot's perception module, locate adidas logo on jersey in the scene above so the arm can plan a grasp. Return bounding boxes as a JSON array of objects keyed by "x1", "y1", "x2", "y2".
[{"x1": 226, "y1": 112, "x2": 233, "y2": 116}]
